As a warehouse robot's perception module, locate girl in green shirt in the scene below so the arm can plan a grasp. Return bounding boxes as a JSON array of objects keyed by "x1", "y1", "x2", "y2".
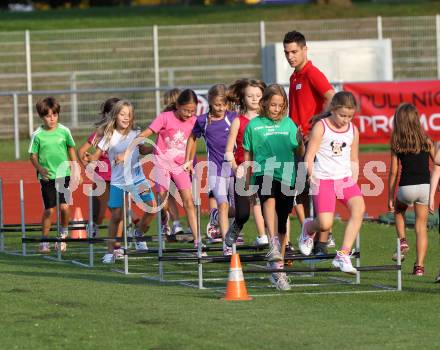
[{"x1": 242, "y1": 84, "x2": 304, "y2": 291}]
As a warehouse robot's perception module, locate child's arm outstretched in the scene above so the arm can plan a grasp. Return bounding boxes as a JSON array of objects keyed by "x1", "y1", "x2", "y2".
[
  {"x1": 388, "y1": 151, "x2": 399, "y2": 212},
  {"x1": 350, "y1": 126, "x2": 360, "y2": 183},
  {"x1": 184, "y1": 133, "x2": 197, "y2": 174},
  {"x1": 429, "y1": 141, "x2": 440, "y2": 213},
  {"x1": 224, "y1": 118, "x2": 240, "y2": 173}
]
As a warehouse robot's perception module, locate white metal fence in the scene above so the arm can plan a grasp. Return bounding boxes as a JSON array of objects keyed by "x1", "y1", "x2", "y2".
[{"x1": 0, "y1": 16, "x2": 439, "y2": 140}]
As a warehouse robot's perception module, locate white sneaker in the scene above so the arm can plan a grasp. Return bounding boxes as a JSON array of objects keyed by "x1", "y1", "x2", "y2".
[
  {"x1": 114, "y1": 248, "x2": 124, "y2": 260},
  {"x1": 55, "y1": 233, "x2": 67, "y2": 253},
  {"x1": 206, "y1": 222, "x2": 222, "y2": 243},
  {"x1": 327, "y1": 233, "x2": 336, "y2": 248},
  {"x1": 172, "y1": 222, "x2": 185, "y2": 236},
  {"x1": 135, "y1": 240, "x2": 148, "y2": 251},
  {"x1": 39, "y1": 242, "x2": 50, "y2": 254},
  {"x1": 134, "y1": 230, "x2": 148, "y2": 251},
  {"x1": 332, "y1": 250, "x2": 357, "y2": 274},
  {"x1": 102, "y1": 253, "x2": 115, "y2": 264},
  {"x1": 267, "y1": 262, "x2": 291, "y2": 291},
  {"x1": 298, "y1": 218, "x2": 315, "y2": 256},
  {"x1": 265, "y1": 243, "x2": 283, "y2": 262},
  {"x1": 254, "y1": 235, "x2": 269, "y2": 246},
  {"x1": 223, "y1": 244, "x2": 233, "y2": 256},
  {"x1": 194, "y1": 242, "x2": 208, "y2": 257}
]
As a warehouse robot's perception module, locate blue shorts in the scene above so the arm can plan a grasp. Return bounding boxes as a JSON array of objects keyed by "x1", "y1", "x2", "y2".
[{"x1": 108, "y1": 179, "x2": 154, "y2": 209}]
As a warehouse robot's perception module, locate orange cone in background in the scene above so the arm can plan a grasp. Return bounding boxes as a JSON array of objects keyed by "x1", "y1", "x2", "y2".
[
  {"x1": 223, "y1": 253, "x2": 252, "y2": 301},
  {"x1": 71, "y1": 207, "x2": 87, "y2": 239}
]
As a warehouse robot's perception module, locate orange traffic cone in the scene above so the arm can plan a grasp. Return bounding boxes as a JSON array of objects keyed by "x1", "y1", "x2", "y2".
[
  {"x1": 71, "y1": 207, "x2": 87, "y2": 239},
  {"x1": 223, "y1": 253, "x2": 252, "y2": 301}
]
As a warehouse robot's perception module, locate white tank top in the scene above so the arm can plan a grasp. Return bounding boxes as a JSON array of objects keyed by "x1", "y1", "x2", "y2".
[{"x1": 313, "y1": 119, "x2": 354, "y2": 180}]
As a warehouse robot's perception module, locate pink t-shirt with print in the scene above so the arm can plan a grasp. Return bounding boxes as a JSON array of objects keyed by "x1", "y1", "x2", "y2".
[
  {"x1": 149, "y1": 111, "x2": 196, "y2": 170},
  {"x1": 87, "y1": 132, "x2": 111, "y2": 182}
]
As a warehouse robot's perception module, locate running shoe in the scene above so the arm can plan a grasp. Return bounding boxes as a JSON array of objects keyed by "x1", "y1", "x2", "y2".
[
  {"x1": 254, "y1": 235, "x2": 269, "y2": 246},
  {"x1": 54, "y1": 233, "x2": 67, "y2": 253},
  {"x1": 171, "y1": 222, "x2": 185, "y2": 236},
  {"x1": 236, "y1": 234, "x2": 245, "y2": 246},
  {"x1": 285, "y1": 241, "x2": 295, "y2": 253},
  {"x1": 267, "y1": 262, "x2": 291, "y2": 291},
  {"x1": 223, "y1": 244, "x2": 233, "y2": 256},
  {"x1": 113, "y1": 248, "x2": 124, "y2": 260},
  {"x1": 225, "y1": 220, "x2": 241, "y2": 247},
  {"x1": 298, "y1": 218, "x2": 315, "y2": 256},
  {"x1": 392, "y1": 239, "x2": 409, "y2": 261},
  {"x1": 265, "y1": 243, "x2": 283, "y2": 262},
  {"x1": 206, "y1": 221, "x2": 221, "y2": 243},
  {"x1": 332, "y1": 250, "x2": 357, "y2": 274},
  {"x1": 413, "y1": 265, "x2": 424, "y2": 276},
  {"x1": 39, "y1": 242, "x2": 50, "y2": 254},
  {"x1": 194, "y1": 241, "x2": 208, "y2": 257},
  {"x1": 102, "y1": 253, "x2": 115, "y2": 264},
  {"x1": 134, "y1": 230, "x2": 148, "y2": 251},
  {"x1": 435, "y1": 271, "x2": 440, "y2": 283},
  {"x1": 327, "y1": 233, "x2": 336, "y2": 248}
]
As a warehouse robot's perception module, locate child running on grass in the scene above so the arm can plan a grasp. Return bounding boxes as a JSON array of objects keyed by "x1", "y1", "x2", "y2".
[
  {"x1": 158, "y1": 88, "x2": 191, "y2": 240},
  {"x1": 185, "y1": 84, "x2": 237, "y2": 256},
  {"x1": 78, "y1": 97, "x2": 120, "y2": 238},
  {"x1": 431, "y1": 142, "x2": 440, "y2": 282},
  {"x1": 299, "y1": 91, "x2": 364, "y2": 274},
  {"x1": 224, "y1": 78, "x2": 268, "y2": 247},
  {"x1": 242, "y1": 84, "x2": 304, "y2": 290},
  {"x1": 136, "y1": 89, "x2": 199, "y2": 247},
  {"x1": 389, "y1": 103, "x2": 434, "y2": 276},
  {"x1": 29, "y1": 97, "x2": 81, "y2": 254},
  {"x1": 87, "y1": 100, "x2": 156, "y2": 264}
]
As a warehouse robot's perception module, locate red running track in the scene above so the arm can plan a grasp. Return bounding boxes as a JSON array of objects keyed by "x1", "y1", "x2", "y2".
[{"x1": 0, "y1": 153, "x2": 425, "y2": 225}]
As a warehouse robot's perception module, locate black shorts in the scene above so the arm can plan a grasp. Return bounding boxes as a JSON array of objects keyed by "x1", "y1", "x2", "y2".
[
  {"x1": 254, "y1": 175, "x2": 295, "y2": 234},
  {"x1": 40, "y1": 177, "x2": 70, "y2": 210},
  {"x1": 255, "y1": 176, "x2": 294, "y2": 206}
]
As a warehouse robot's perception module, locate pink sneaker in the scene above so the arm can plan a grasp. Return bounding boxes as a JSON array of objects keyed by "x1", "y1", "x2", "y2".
[
  {"x1": 332, "y1": 250, "x2": 357, "y2": 274},
  {"x1": 413, "y1": 265, "x2": 424, "y2": 276}
]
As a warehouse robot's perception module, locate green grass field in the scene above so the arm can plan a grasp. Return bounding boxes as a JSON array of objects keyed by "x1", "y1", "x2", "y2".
[
  {"x1": 0, "y1": 1, "x2": 438, "y2": 31},
  {"x1": 1, "y1": 215, "x2": 440, "y2": 349}
]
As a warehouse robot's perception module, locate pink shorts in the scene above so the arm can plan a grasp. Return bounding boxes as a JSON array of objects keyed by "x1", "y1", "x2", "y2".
[
  {"x1": 152, "y1": 166, "x2": 192, "y2": 193},
  {"x1": 311, "y1": 177, "x2": 362, "y2": 214}
]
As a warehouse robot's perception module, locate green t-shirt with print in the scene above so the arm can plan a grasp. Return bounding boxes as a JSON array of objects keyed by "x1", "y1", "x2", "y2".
[
  {"x1": 28, "y1": 123, "x2": 76, "y2": 180},
  {"x1": 242, "y1": 115, "x2": 299, "y2": 187}
]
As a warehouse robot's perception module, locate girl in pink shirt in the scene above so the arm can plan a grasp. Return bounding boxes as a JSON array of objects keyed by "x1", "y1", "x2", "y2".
[{"x1": 138, "y1": 89, "x2": 199, "y2": 246}]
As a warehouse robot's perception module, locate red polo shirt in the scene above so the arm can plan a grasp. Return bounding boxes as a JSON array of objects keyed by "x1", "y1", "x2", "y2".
[{"x1": 289, "y1": 60, "x2": 333, "y2": 136}]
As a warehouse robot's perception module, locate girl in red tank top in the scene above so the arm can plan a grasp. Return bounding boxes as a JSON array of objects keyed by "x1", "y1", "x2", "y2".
[{"x1": 224, "y1": 79, "x2": 268, "y2": 247}]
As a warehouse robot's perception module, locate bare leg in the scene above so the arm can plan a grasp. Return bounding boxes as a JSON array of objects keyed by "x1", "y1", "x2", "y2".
[
  {"x1": 179, "y1": 188, "x2": 198, "y2": 241},
  {"x1": 414, "y1": 202, "x2": 428, "y2": 267},
  {"x1": 41, "y1": 208, "x2": 55, "y2": 236},
  {"x1": 394, "y1": 199, "x2": 408, "y2": 241},
  {"x1": 108, "y1": 208, "x2": 122, "y2": 253},
  {"x1": 262, "y1": 198, "x2": 276, "y2": 240},
  {"x1": 218, "y1": 202, "x2": 230, "y2": 238},
  {"x1": 341, "y1": 196, "x2": 365, "y2": 250},
  {"x1": 60, "y1": 204, "x2": 69, "y2": 229}
]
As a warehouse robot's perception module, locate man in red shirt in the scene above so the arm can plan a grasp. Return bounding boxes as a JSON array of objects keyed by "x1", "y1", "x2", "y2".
[{"x1": 284, "y1": 30, "x2": 335, "y2": 253}]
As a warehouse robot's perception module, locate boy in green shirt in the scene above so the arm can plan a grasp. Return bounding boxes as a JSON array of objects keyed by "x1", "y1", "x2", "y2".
[{"x1": 28, "y1": 97, "x2": 80, "y2": 253}]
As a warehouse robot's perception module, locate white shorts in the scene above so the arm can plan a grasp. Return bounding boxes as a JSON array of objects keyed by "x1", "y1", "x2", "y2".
[{"x1": 397, "y1": 184, "x2": 429, "y2": 206}]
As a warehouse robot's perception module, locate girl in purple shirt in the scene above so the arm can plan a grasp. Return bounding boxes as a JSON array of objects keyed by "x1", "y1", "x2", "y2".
[{"x1": 185, "y1": 84, "x2": 237, "y2": 256}]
